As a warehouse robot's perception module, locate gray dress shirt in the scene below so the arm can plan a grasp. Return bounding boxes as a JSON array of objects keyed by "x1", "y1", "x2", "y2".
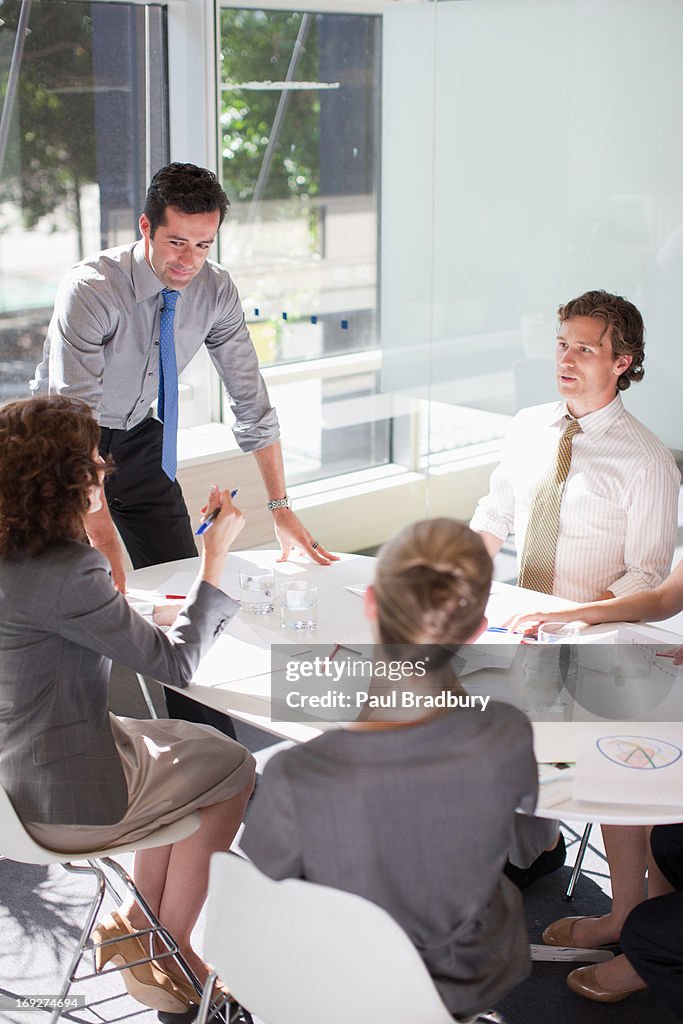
[
  {"x1": 242, "y1": 702, "x2": 537, "y2": 1018},
  {"x1": 0, "y1": 541, "x2": 239, "y2": 826},
  {"x1": 30, "y1": 240, "x2": 279, "y2": 451}
]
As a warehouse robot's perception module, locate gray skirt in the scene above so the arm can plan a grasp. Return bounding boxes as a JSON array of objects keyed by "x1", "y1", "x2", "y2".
[{"x1": 26, "y1": 714, "x2": 256, "y2": 854}]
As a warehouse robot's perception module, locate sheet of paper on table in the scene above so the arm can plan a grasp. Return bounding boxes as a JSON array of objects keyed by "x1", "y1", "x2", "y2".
[
  {"x1": 454, "y1": 628, "x2": 522, "y2": 676},
  {"x1": 159, "y1": 571, "x2": 196, "y2": 599},
  {"x1": 192, "y1": 629, "x2": 315, "y2": 688},
  {"x1": 338, "y1": 628, "x2": 374, "y2": 652},
  {"x1": 538, "y1": 763, "x2": 575, "y2": 785},
  {"x1": 126, "y1": 588, "x2": 158, "y2": 621},
  {"x1": 615, "y1": 626, "x2": 682, "y2": 682},
  {"x1": 573, "y1": 722, "x2": 683, "y2": 805}
]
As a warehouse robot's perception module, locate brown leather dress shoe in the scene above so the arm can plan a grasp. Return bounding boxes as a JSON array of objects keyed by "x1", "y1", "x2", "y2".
[
  {"x1": 542, "y1": 915, "x2": 607, "y2": 947},
  {"x1": 567, "y1": 964, "x2": 647, "y2": 1002}
]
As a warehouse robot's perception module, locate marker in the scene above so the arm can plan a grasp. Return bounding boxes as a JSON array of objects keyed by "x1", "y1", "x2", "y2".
[
  {"x1": 195, "y1": 488, "x2": 239, "y2": 536},
  {"x1": 165, "y1": 594, "x2": 186, "y2": 600}
]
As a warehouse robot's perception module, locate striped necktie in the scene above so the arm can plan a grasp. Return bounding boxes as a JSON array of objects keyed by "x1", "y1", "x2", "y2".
[
  {"x1": 158, "y1": 288, "x2": 180, "y2": 481},
  {"x1": 518, "y1": 414, "x2": 582, "y2": 594}
]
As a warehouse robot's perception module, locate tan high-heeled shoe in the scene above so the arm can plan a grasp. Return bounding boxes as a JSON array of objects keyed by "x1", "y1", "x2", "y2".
[
  {"x1": 92, "y1": 911, "x2": 191, "y2": 1013},
  {"x1": 154, "y1": 964, "x2": 229, "y2": 1007}
]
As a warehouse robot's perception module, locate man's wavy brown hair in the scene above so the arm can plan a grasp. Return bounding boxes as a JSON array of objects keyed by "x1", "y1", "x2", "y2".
[
  {"x1": 557, "y1": 289, "x2": 645, "y2": 391},
  {"x1": 0, "y1": 396, "x2": 106, "y2": 557}
]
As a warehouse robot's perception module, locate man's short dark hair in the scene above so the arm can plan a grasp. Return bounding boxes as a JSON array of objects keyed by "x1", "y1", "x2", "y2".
[
  {"x1": 557, "y1": 289, "x2": 645, "y2": 390},
  {"x1": 143, "y1": 163, "x2": 230, "y2": 235}
]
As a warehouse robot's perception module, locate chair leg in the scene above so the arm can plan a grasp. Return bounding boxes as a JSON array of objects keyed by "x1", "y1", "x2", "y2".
[
  {"x1": 563, "y1": 823, "x2": 593, "y2": 902},
  {"x1": 49, "y1": 855, "x2": 225, "y2": 1021},
  {"x1": 193, "y1": 988, "x2": 247, "y2": 1024},
  {"x1": 228, "y1": 1001, "x2": 254, "y2": 1024},
  {"x1": 50, "y1": 861, "x2": 108, "y2": 1024},
  {"x1": 136, "y1": 672, "x2": 159, "y2": 718},
  {"x1": 194, "y1": 970, "x2": 218, "y2": 1024}
]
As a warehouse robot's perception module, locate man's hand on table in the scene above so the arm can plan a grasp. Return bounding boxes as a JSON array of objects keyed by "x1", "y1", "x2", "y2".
[{"x1": 272, "y1": 508, "x2": 339, "y2": 566}]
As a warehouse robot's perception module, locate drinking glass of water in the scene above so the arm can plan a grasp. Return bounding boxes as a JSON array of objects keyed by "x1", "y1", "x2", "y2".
[
  {"x1": 239, "y1": 566, "x2": 276, "y2": 615},
  {"x1": 280, "y1": 581, "x2": 318, "y2": 631}
]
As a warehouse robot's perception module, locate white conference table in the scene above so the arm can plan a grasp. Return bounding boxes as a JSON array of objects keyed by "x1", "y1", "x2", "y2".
[
  {"x1": 129, "y1": 549, "x2": 376, "y2": 743},
  {"x1": 129, "y1": 549, "x2": 683, "y2": 827}
]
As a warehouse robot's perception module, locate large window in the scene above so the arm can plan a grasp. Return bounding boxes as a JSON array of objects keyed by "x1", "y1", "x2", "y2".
[
  {"x1": 218, "y1": 6, "x2": 387, "y2": 485},
  {"x1": 0, "y1": 0, "x2": 167, "y2": 401}
]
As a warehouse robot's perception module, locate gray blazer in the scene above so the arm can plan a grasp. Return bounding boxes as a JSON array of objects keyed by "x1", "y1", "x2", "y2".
[
  {"x1": 242, "y1": 703, "x2": 537, "y2": 1018},
  {"x1": 0, "y1": 541, "x2": 238, "y2": 826}
]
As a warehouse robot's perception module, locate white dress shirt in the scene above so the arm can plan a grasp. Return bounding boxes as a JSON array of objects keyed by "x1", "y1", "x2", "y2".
[{"x1": 470, "y1": 395, "x2": 680, "y2": 602}]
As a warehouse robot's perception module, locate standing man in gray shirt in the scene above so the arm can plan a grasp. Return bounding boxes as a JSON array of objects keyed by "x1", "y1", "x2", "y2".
[{"x1": 31, "y1": 162, "x2": 336, "y2": 736}]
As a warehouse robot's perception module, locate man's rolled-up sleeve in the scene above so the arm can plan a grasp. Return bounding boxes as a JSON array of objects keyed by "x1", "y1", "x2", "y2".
[
  {"x1": 34, "y1": 277, "x2": 113, "y2": 415},
  {"x1": 607, "y1": 458, "x2": 681, "y2": 598},
  {"x1": 204, "y1": 281, "x2": 280, "y2": 453},
  {"x1": 470, "y1": 419, "x2": 521, "y2": 543}
]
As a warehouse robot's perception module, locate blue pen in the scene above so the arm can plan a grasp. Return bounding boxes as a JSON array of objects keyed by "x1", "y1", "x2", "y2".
[
  {"x1": 195, "y1": 489, "x2": 239, "y2": 536},
  {"x1": 486, "y1": 626, "x2": 508, "y2": 634}
]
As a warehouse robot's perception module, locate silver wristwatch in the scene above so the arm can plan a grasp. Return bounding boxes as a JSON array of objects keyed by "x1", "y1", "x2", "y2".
[{"x1": 267, "y1": 496, "x2": 291, "y2": 511}]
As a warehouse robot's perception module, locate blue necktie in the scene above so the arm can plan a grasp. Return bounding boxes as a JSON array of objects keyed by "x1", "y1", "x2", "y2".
[{"x1": 158, "y1": 288, "x2": 180, "y2": 481}]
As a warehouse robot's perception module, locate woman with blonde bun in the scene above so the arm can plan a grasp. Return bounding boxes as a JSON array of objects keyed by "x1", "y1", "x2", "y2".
[{"x1": 242, "y1": 518, "x2": 538, "y2": 1019}]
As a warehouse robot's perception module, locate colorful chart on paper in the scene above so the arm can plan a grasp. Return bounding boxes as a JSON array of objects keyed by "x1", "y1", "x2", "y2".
[{"x1": 596, "y1": 735, "x2": 682, "y2": 771}]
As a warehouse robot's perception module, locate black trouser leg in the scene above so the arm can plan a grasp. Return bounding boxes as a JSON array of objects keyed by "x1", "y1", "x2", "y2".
[
  {"x1": 101, "y1": 417, "x2": 197, "y2": 566},
  {"x1": 620, "y1": 824, "x2": 683, "y2": 1021},
  {"x1": 651, "y1": 823, "x2": 683, "y2": 891},
  {"x1": 100, "y1": 418, "x2": 237, "y2": 740},
  {"x1": 621, "y1": 891, "x2": 683, "y2": 1020}
]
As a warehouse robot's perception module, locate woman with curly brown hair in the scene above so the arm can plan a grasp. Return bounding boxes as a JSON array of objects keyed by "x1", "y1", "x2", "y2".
[{"x1": 0, "y1": 396, "x2": 255, "y2": 1014}]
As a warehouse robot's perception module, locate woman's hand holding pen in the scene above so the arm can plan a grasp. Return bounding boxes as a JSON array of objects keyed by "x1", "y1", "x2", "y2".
[{"x1": 200, "y1": 485, "x2": 245, "y2": 587}]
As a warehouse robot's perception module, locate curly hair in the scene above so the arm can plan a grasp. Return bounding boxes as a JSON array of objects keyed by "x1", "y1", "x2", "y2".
[
  {"x1": 0, "y1": 397, "x2": 108, "y2": 558},
  {"x1": 143, "y1": 162, "x2": 230, "y2": 236},
  {"x1": 373, "y1": 518, "x2": 492, "y2": 668},
  {"x1": 557, "y1": 289, "x2": 645, "y2": 391}
]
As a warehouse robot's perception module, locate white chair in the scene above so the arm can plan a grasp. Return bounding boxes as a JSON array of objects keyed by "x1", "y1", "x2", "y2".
[
  {"x1": 196, "y1": 852, "x2": 506, "y2": 1024},
  {"x1": 0, "y1": 783, "x2": 203, "y2": 1024}
]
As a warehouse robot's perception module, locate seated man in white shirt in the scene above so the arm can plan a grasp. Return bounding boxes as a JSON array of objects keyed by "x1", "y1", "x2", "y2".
[{"x1": 470, "y1": 289, "x2": 680, "y2": 886}]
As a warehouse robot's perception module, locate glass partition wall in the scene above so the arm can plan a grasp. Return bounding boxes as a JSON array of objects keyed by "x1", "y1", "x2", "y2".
[
  {"x1": 382, "y1": 0, "x2": 683, "y2": 533},
  {"x1": 2, "y1": 0, "x2": 680, "y2": 554},
  {"x1": 219, "y1": 0, "x2": 682, "y2": 549},
  {"x1": 217, "y1": 7, "x2": 386, "y2": 485}
]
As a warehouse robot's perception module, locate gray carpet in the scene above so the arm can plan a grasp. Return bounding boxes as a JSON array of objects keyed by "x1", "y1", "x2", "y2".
[{"x1": 0, "y1": 663, "x2": 677, "y2": 1023}]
